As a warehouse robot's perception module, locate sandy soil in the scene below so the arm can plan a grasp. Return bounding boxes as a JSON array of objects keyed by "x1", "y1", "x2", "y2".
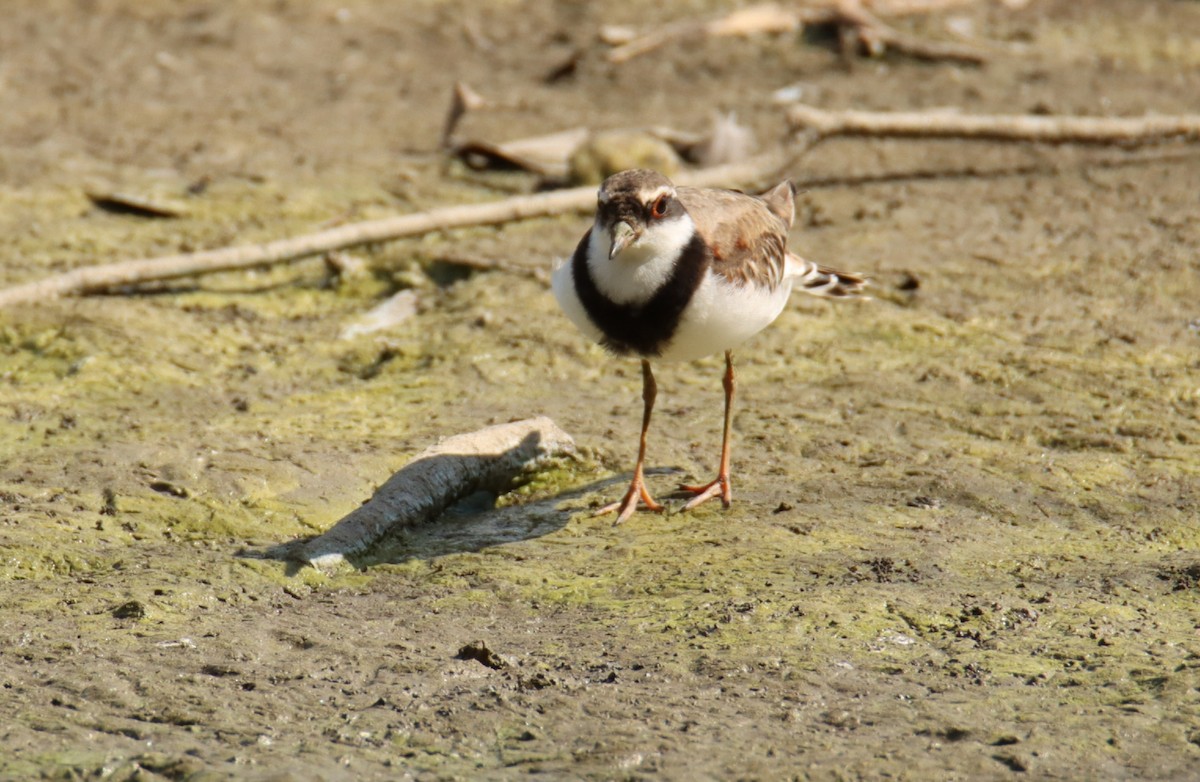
[{"x1": 2, "y1": 1, "x2": 1199, "y2": 779}]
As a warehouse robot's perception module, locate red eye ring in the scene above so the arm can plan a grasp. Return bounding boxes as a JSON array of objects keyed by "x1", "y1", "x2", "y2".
[{"x1": 651, "y1": 194, "x2": 670, "y2": 219}]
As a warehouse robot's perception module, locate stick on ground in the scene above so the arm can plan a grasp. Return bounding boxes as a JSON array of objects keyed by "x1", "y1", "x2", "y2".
[
  {"x1": 787, "y1": 104, "x2": 1200, "y2": 144},
  {"x1": 0, "y1": 151, "x2": 797, "y2": 309},
  {"x1": 297, "y1": 416, "x2": 576, "y2": 571},
  {"x1": 605, "y1": 0, "x2": 986, "y2": 65}
]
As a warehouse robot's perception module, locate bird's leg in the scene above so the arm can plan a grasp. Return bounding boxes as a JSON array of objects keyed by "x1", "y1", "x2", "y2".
[
  {"x1": 680, "y1": 350, "x2": 735, "y2": 510},
  {"x1": 594, "y1": 359, "x2": 665, "y2": 525}
]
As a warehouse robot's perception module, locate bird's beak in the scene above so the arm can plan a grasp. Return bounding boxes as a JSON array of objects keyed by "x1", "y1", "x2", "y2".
[{"x1": 609, "y1": 221, "x2": 638, "y2": 260}]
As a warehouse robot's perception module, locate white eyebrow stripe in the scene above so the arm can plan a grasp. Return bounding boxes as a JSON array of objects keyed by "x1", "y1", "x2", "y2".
[{"x1": 640, "y1": 185, "x2": 673, "y2": 204}]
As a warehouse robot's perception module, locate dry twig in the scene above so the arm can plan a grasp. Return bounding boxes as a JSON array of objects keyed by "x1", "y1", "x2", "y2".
[
  {"x1": 440, "y1": 81, "x2": 489, "y2": 149},
  {"x1": 828, "y1": 0, "x2": 987, "y2": 63},
  {"x1": 0, "y1": 150, "x2": 800, "y2": 308},
  {"x1": 605, "y1": 0, "x2": 986, "y2": 65},
  {"x1": 296, "y1": 416, "x2": 576, "y2": 570},
  {"x1": 605, "y1": 4, "x2": 800, "y2": 63},
  {"x1": 786, "y1": 104, "x2": 1200, "y2": 144}
]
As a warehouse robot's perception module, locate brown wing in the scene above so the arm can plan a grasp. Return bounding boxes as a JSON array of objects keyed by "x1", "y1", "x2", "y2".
[{"x1": 676, "y1": 186, "x2": 791, "y2": 290}]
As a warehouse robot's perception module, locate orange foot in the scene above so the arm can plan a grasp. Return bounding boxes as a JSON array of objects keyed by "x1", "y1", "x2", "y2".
[
  {"x1": 679, "y1": 475, "x2": 732, "y2": 511},
  {"x1": 594, "y1": 472, "x2": 664, "y2": 525}
]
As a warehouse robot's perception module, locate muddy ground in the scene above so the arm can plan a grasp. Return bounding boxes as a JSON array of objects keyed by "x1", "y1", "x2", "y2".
[{"x1": 2, "y1": 1, "x2": 1199, "y2": 779}]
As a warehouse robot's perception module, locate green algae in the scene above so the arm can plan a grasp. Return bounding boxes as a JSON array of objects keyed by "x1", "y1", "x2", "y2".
[{"x1": 1, "y1": 3, "x2": 1200, "y2": 779}]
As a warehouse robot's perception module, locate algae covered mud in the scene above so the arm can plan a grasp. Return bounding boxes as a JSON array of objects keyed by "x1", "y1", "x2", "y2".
[{"x1": 2, "y1": 1, "x2": 1199, "y2": 778}]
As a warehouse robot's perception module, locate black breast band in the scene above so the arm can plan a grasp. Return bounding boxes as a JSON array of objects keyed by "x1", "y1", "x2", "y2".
[{"x1": 570, "y1": 229, "x2": 710, "y2": 358}]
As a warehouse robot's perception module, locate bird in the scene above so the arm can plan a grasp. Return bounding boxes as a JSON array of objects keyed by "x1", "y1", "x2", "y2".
[{"x1": 552, "y1": 169, "x2": 866, "y2": 525}]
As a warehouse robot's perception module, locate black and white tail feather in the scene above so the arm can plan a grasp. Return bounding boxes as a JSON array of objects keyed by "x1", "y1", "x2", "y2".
[{"x1": 786, "y1": 252, "x2": 869, "y2": 299}]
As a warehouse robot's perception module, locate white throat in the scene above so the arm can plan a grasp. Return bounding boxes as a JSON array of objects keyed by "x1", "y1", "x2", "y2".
[{"x1": 587, "y1": 215, "x2": 696, "y2": 305}]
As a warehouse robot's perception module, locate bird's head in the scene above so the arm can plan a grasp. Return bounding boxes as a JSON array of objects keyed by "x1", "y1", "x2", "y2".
[{"x1": 594, "y1": 169, "x2": 689, "y2": 262}]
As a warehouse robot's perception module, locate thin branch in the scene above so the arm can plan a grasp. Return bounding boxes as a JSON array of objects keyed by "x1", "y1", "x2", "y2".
[
  {"x1": 0, "y1": 151, "x2": 800, "y2": 308},
  {"x1": 606, "y1": 4, "x2": 801, "y2": 64},
  {"x1": 605, "y1": 0, "x2": 987, "y2": 65},
  {"x1": 440, "y1": 81, "x2": 489, "y2": 149},
  {"x1": 829, "y1": 0, "x2": 987, "y2": 64},
  {"x1": 793, "y1": 147, "x2": 1200, "y2": 191},
  {"x1": 786, "y1": 104, "x2": 1200, "y2": 144}
]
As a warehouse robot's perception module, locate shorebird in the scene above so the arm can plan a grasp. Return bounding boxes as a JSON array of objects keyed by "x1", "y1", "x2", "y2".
[{"x1": 553, "y1": 169, "x2": 866, "y2": 524}]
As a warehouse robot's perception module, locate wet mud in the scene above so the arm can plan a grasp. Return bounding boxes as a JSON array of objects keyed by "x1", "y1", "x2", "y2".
[{"x1": 1, "y1": 1, "x2": 1198, "y2": 779}]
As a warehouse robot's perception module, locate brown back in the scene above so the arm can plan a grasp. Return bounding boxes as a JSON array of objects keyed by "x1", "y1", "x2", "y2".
[{"x1": 676, "y1": 183, "x2": 793, "y2": 289}]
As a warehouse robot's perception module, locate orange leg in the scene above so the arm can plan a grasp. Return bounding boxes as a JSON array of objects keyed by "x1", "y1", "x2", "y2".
[
  {"x1": 680, "y1": 350, "x2": 735, "y2": 511},
  {"x1": 594, "y1": 359, "x2": 665, "y2": 525}
]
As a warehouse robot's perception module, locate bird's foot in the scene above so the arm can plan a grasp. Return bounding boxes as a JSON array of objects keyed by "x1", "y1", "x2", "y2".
[
  {"x1": 594, "y1": 474, "x2": 664, "y2": 525},
  {"x1": 679, "y1": 475, "x2": 732, "y2": 511}
]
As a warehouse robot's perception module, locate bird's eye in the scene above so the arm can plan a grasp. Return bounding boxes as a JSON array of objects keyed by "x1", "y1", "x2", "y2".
[{"x1": 650, "y1": 194, "x2": 670, "y2": 219}]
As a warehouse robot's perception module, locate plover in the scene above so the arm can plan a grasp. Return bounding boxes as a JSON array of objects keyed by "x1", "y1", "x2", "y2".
[{"x1": 553, "y1": 169, "x2": 866, "y2": 524}]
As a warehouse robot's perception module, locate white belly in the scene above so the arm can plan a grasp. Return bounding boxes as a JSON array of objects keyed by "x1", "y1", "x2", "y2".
[
  {"x1": 553, "y1": 257, "x2": 792, "y2": 363},
  {"x1": 657, "y1": 274, "x2": 793, "y2": 363}
]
